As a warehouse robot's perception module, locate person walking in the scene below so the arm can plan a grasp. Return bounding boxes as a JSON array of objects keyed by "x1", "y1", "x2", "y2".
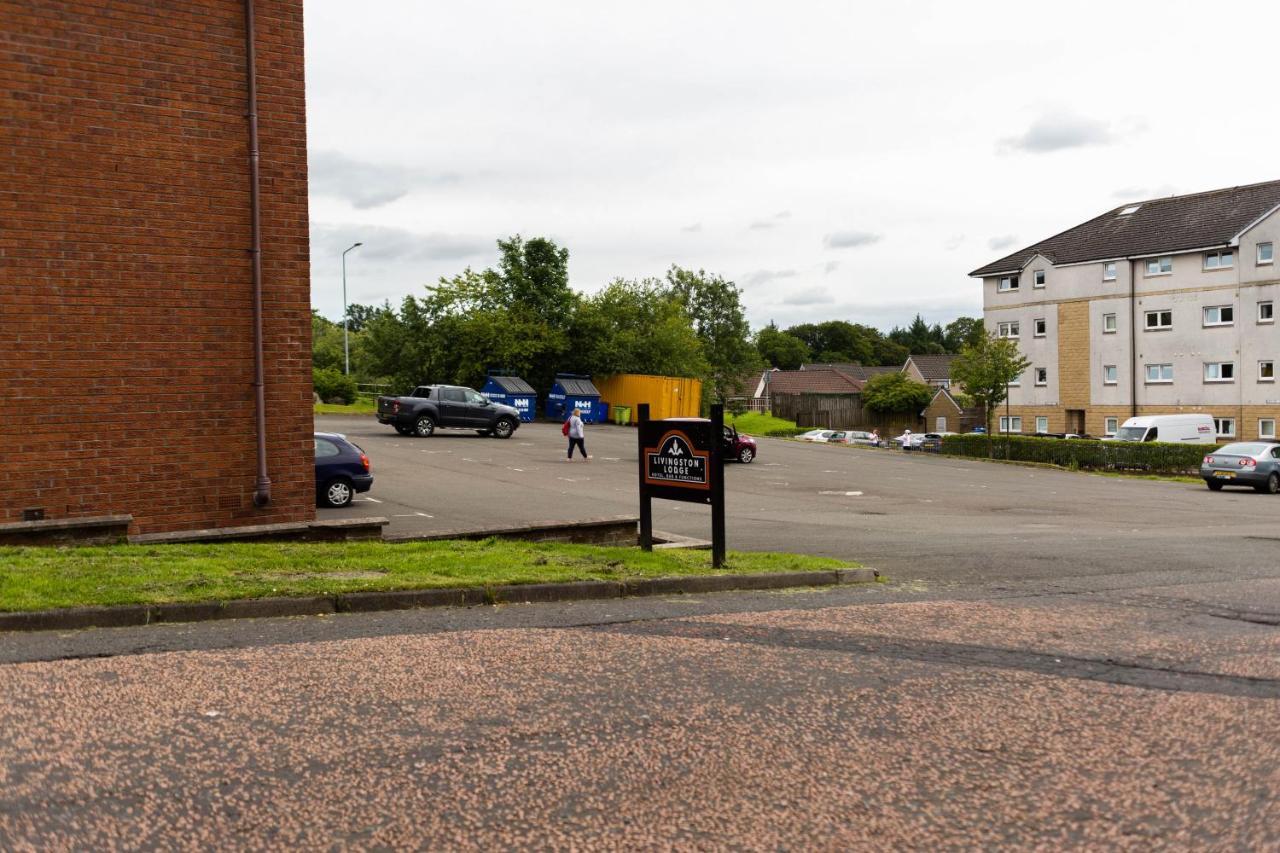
[{"x1": 566, "y1": 408, "x2": 589, "y2": 462}]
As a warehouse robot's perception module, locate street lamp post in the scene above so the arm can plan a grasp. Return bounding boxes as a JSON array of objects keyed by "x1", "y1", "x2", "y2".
[{"x1": 341, "y1": 242, "x2": 362, "y2": 375}]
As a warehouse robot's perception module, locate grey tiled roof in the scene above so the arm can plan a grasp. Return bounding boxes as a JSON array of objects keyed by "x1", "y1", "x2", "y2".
[
  {"x1": 767, "y1": 369, "x2": 864, "y2": 395},
  {"x1": 801, "y1": 362, "x2": 901, "y2": 381},
  {"x1": 970, "y1": 179, "x2": 1280, "y2": 277},
  {"x1": 906, "y1": 354, "x2": 955, "y2": 382}
]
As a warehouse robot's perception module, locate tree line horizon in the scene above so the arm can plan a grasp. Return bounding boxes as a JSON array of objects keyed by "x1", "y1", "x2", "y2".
[{"x1": 312, "y1": 234, "x2": 986, "y2": 403}]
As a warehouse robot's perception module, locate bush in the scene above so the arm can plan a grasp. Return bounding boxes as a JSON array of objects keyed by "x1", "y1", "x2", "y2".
[
  {"x1": 312, "y1": 367, "x2": 357, "y2": 405},
  {"x1": 938, "y1": 434, "x2": 1216, "y2": 475},
  {"x1": 763, "y1": 426, "x2": 808, "y2": 437}
]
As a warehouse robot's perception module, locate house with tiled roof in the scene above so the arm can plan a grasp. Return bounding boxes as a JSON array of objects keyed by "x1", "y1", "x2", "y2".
[
  {"x1": 902, "y1": 354, "x2": 957, "y2": 390},
  {"x1": 800, "y1": 362, "x2": 899, "y2": 382},
  {"x1": 971, "y1": 179, "x2": 1280, "y2": 440}
]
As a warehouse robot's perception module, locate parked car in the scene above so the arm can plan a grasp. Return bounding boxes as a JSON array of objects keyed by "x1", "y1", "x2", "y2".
[
  {"x1": 1201, "y1": 443, "x2": 1280, "y2": 493},
  {"x1": 843, "y1": 430, "x2": 881, "y2": 446},
  {"x1": 722, "y1": 425, "x2": 758, "y2": 463},
  {"x1": 315, "y1": 432, "x2": 373, "y2": 507},
  {"x1": 799, "y1": 430, "x2": 844, "y2": 443},
  {"x1": 1106, "y1": 414, "x2": 1215, "y2": 444},
  {"x1": 377, "y1": 384, "x2": 522, "y2": 438}
]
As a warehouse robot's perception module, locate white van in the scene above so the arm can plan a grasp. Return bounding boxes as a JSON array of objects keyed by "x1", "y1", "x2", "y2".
[{"x1": 1108, "y1": 414, "x2": 1216, "y2": 444}]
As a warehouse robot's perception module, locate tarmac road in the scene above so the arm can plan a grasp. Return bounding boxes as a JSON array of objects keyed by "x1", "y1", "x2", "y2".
[{"x1": 321, "y1": 415, "x2": 1280, "y2": 585}]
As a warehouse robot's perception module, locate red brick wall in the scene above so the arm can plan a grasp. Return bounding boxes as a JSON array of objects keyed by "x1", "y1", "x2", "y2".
[{"x1": 0, "y1": 1, "x2": 314, "y2": 534}]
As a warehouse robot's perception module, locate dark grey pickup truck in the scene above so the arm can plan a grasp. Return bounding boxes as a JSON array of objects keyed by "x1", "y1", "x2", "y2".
[{"x1": 377, "y1": 385, "x2": 522, "y2": 439}]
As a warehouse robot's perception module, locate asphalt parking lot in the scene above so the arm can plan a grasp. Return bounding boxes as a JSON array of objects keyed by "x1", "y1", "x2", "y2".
[{"x1": 319, "y1": 415, "x2": 1280, "y2": 585}]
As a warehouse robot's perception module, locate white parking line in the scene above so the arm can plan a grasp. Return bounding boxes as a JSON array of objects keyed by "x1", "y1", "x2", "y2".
[
  {"x1": 819, "y1": 490, "x2": 863, "y2": 496},
  {"x1": 358, "y1": 497, "x2": 383, "y2": 503}
]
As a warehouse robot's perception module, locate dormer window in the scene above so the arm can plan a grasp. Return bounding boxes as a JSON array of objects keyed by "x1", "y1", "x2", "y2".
[
  {"x1": 1033, "y1": 269, "x2": 1046, "y2": 288},
  {"x1": 997, "y1": 276, "x2": 1019, "y2": 292}
]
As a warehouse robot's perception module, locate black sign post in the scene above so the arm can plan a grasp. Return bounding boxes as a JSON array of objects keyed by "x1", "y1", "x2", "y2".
[{"x1": 637, "y1": 402, "x2": 726, "y2": 567}]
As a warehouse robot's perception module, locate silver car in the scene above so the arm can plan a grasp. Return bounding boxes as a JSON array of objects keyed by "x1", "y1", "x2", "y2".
[{"x1": 1200, "y1": 442, "x2": 1280, "y2": 493}]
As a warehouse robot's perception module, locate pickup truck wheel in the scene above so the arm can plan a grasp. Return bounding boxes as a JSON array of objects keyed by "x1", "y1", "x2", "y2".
[
  {"x1": 321, "y1": 477, "x2": 354, "y2": 508},
  {"x1": 492, "y1": 418, "x2": 516, "y2": 439},
  {"x1": 413, "y1": 416, "x2": 435, "y2": 437}
]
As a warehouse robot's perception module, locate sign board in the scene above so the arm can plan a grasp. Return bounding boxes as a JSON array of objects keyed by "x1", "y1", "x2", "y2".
[
  {"x1": 637, "y1": 405, "x2": 726, "y2": 566},
  {"x1": 641, "y1": 424, "x2": 712, "y2": 500}
]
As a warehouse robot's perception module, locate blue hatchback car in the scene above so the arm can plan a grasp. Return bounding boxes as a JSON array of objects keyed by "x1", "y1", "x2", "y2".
[{"x1": 314, "y1": 432, "x2": 373, "y2": 507}]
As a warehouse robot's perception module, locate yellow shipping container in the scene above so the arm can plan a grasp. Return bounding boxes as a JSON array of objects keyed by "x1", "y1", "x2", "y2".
[{"x1": 595, "y1": 374, "x2": 703, "y2": 424}]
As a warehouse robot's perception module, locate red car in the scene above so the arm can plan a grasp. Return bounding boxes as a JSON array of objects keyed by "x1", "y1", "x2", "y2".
[{"x1": 723, "y1": 426, "x2": 758, "y2": 463}]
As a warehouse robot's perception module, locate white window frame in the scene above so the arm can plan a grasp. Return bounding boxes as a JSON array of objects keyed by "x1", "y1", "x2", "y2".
[
  {"x1": 1259, "y1": 301, "x2": 1274, "y2": 324},
  {"x1": 997, "y1": 321, "x2": 1020, "y2": 339},
  {"x1": 1145, "y1": 255, "x2": 1173, "y2": 276},
  {"x1": 1103, "y1": 261, "x2": 1117, "y2": 281},
  {"x1": 1144, "y1": 309, "x2": 1173, "y2": 331},
  {"x1": 1203, "y1": 249, "x2": 1234, "y2": 270},
  {"x1": 1035, "y1": 416, "x2": 1049, "y2": 433},
  {"x1": 1103, "y1": 365, "x2": 1118, "y2": 385},
  {"x1": 1146, "y1": 363, "x2": 1173, "y2": 384},
  {"x1": 1034, "y1": 367, "x2": 1047, "y2": 386},
  {"x1": 1261, "y1": 418, "x2": 1277, "y2": 439},
  {"x1": 1202, "y1": 305, "x2": 1234, "y2": 327},
  {"x1": 1033, "y1": 269, "x2": 1046, "y2": 288},
  {"x1": 1258, "y1": 242, "x2": 1274, "y2": 265},
  {"x1": 1213, "y1": 417, "x2": 1236, "y2": 438},
  {"x1": 1102, "y1": 313, "x2": 1118, "y2": 334},
  {"x1": 1204, "y1": 362, "x2": 1235, "y2": 383},
  {"x1": 1033, "y1": 318, "x2": 1046, "y2": 337},
  {"x1": 997, "y1": 276, "x2": 1019, "y2": 292},
  {"x1": 1104, "y1": 417, "x2": 1119, "y2": 436},
  {"x1": 1260, "y1": 360, "x2": 1275, "y2": 382},
  {"x1": 999, "y1": 416, "x2": 1022, "y2": 433}
]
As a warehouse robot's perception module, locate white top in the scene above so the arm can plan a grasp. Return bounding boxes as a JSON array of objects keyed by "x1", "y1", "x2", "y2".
[{"x1": 568, "y1": 415, "x2": 584, "y2": 439}]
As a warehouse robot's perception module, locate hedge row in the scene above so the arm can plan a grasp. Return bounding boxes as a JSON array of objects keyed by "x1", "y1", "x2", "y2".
[{"x1": 938, "y1": 433, "x2": 1216, "y2": 475}]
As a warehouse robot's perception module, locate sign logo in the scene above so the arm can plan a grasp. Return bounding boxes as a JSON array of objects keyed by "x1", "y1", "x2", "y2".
[{"x1": 644, "y1": 430, "x2": 709, "y2": 489}]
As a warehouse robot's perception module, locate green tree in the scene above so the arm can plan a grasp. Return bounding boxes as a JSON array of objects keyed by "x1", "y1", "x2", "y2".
[
  {"x1": 861, "y1": 372, "x2": 934, "y2": 414},
  {"x1": 754, "y1": 322, "x2": 810, "y2": 370},
  {"x1": 943, "y1": 317, "x2": 985, "y2": 353},
  {"x1": 494, "y1": 235, "x2": 575, "y2": 323},
  {"x1": 569, "y1": 278, "x2": 707, "y2": 378},
  {"x1": 950, "y1": 332, "x2": 1032, "y2": 455},
  {"x1": 311, "y1": 311, "x2": 345, "y2": 372},
  {"x1": 667, "y1": 266, "x2": 760, "y2": 402},
  {"x1": 344, "y1": 303, "x2": 378, "y2": 333}
]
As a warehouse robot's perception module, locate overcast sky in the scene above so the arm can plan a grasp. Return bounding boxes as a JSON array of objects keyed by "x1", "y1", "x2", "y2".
[{"x1": 305, "y1": 0, "x2": 1278, "y2": 331}]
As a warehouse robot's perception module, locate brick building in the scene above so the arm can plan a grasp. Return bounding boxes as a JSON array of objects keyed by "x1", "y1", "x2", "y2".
[
  {"x1": 972, "y1": 181, "x2": 1280, "y2": 441},
  {"x1": 0, "y1": 1, "x2": 314, "y2": 535}
]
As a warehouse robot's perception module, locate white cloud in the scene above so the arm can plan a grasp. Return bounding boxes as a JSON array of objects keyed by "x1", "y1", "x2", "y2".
[
  {"x1": 999, "y1": 113, "x2": 1116, "y2": 154},
  {"x1": 824, "y1": 230, "x2": 881, "y2": 250},
  {"x1": 780, "y1": 286, "x2": 834, "y2": 306},
  {"x1": 309, "y1": 150, "x2": 459, "y2": 210}
]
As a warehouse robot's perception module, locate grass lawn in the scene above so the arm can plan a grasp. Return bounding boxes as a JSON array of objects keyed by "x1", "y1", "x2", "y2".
[
  {"x1": 315, "y1": 399, "x2": 377, "y2": 416},
  {"x1": 0, "y1": 540, "x2": 852, "y2": 613},
  {"x1": 726, "y1": 412, "x2": 800, "y2": 435}
]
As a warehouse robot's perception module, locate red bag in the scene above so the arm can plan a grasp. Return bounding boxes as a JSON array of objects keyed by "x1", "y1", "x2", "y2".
[{"x1": 562, "y1": 420, "x2": 570, "y2": 436}]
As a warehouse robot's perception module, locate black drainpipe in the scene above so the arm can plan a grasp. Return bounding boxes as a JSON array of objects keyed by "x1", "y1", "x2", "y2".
[
  {"x1": 245, "y1": 0, "x2": 271, "y2": 507},
  {"x1": 1129, "y1": 259, "x2": 1137, "y2": 419}
]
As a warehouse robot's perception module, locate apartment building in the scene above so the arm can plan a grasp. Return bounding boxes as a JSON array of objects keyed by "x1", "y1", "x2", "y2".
[{"x1": 970, "y1": 180, "x2": 1280, "y2": 441}]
